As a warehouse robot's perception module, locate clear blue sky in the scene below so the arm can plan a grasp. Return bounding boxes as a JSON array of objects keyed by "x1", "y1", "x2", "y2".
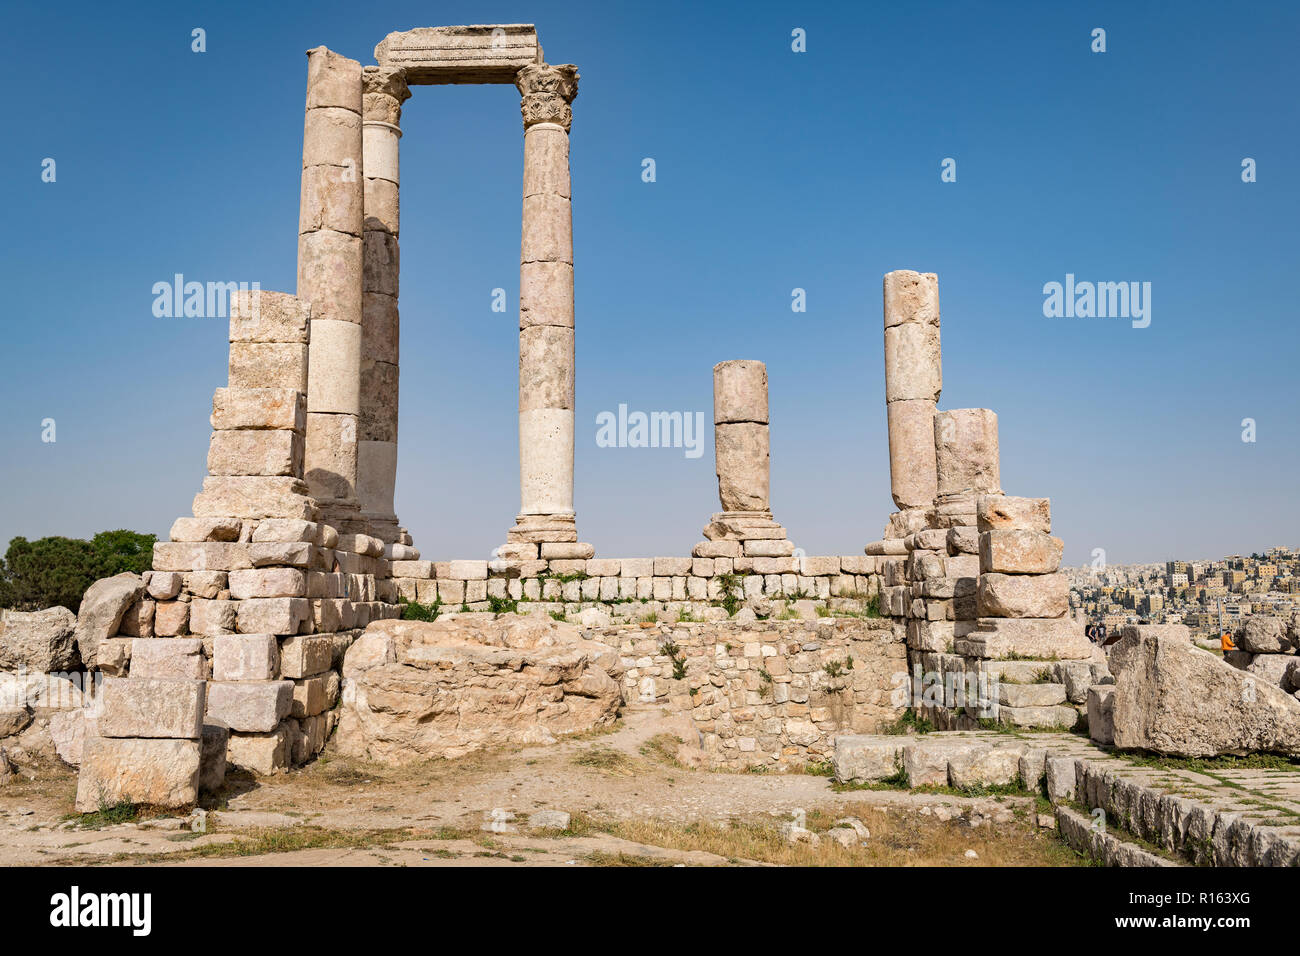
[{"x1": 2, "y1": 0, "x2": 1297, "y2": 565}]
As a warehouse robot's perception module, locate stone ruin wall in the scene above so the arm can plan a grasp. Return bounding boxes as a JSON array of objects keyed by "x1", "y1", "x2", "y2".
[{"x1": 10, "y1": 24, "x2": 1107, "y2": 813}]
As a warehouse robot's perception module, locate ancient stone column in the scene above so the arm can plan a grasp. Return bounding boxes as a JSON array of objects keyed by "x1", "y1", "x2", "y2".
[
  {"x1": 882, "y1": 271, "x2": 942, "y2": 517},
  {"x1": 693, "y1": 361, "x2": 793, "y2": 558},
  {"x1": 357, "y1": 66, "x2": 411, "y2": 545},
  {"x1": 505, "y1": 63, "x2": 592, "y2": 560},
  {"x1": 298, "y1": 46, "x2": 366, "y2": 532},
  {"x1": 933, "y1": 408, "x2": 1001, "y2": 511}
]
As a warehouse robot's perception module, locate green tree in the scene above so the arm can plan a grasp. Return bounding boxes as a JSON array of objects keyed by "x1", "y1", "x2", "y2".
[{"x1": 0, "y1": 530, "x2": 157, "y2": 613}]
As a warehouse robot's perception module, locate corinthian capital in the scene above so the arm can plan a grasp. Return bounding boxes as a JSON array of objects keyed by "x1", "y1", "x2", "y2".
[{"x1": 516, "y1": 63, "x2": 579, "y2": 131}]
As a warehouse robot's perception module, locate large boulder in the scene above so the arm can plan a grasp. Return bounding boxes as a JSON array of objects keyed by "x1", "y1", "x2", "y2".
[
  {"x1": 335, "y1": 617, "x2": 624, "y2": 764},
  {"x1": 1235, "y1": 615, "x2": 1292, "y2": 654},
  {"x1": 1108, "y1": 628, "x2": 1300, "y2": 757},
  {"x1": 73, "y1": 574, "x2": 143, "y2": 669},
  {"x1": 0, "y1": 607, "x2": 80, "y2": 672}
]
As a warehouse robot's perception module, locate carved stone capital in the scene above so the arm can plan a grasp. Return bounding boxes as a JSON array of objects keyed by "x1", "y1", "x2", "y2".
[
  {"x1": 516, "y1": 63, "x2": 579, "y2": 131},
  {"x1": 362, "y1": 65, "x2": 412, "y2": 101}
]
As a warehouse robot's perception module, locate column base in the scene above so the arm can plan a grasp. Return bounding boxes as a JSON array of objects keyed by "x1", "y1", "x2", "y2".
[
  {"x1": 317, "y1": 499, "x2": 369, "y2": 536},
  {"x1": 501, "y1": 513, "x2": 593, "y2": 560},
  {"x1": 694, "y1": 511, "x2": 795, "y2": 558}
]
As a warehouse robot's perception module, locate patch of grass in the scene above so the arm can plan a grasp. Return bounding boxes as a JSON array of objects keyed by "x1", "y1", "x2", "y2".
[
  {"x1": 824, "y1": 656, "x2": 854, "y2": 679},
  {"x1": 486, "y1": 594, "x2": 518, "y2": 614},
  {"x1": 713, "y1": 572, "x2": 743, "y2": 617},
  {"x1": 399, "y1": 597, "x2": 442, "y2": 622},
  {"x1": 1121, "y1": 751, "x2": 1300, "y2": 774},
  {"x1": 67, "y1": 800, "x2": 142, "y2": 830},
  {"x1": 572, "y1": 747, "x2": 640, "y2": 776},
  {"x1": 879, "y1": 708, "x2": 934, "y2": 736},
  {"x1": 639, "y1": 733, "x2": 685, "y2": 767},
  {"x1": 660, "y1": 640, "x2": 688, "y2": 680},
  {"x1": 549, "y1": 611, "x2": 567, "y2": 622},
  {"x1": 586, "y1": 850, "x2": 681, "y2": 867}
]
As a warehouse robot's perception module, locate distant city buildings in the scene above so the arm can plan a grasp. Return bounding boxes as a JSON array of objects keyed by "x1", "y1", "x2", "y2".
[{"x1": 1067, "y1": 545, "x2": 1299, "y2": 638}]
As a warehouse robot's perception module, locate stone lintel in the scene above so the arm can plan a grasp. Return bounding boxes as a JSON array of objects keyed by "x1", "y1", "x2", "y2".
[{"x1": 374, "y1": 25, "x2": 541, "y2": 84}]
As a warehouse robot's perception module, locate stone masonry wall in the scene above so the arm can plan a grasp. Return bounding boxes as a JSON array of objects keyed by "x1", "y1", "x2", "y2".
[{"x1": 581, "y1": 618, "x2": 907, "y2": 771}]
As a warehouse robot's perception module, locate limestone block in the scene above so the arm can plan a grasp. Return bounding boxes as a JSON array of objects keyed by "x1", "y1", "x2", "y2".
[
  {"x1": 517, "y1": 407, "x2": 576, "y2": 515},
  {"x1": 1087, "y1": 685, "x2": 1115, "y2": 745},
  {"x1": 934, "y1": 409, "x2": 1000, "y2": 497},
  {"x1": 146, "y1": 571, "x2": 183, "y2": 601},
  {"x1": 228, "y1": 289, "x2": 311, "y2": 344},
  {"x1": 373, "y1": 25, "x2": 540, "y2": 84},
  {"x1": 74, "y1": 573, "x2": 144, "y2": 670},
  {"x1": 225, "y1": 722, "x2": 293, "y2": 775},
  {"x1": 207, "y1": 429, "x2": 302, "y2": 478},
  {"x1": 213, "y1": 634, "x2": 279, "y2": 681},
  {"x1": 1235, "y1": 616, "x2": 1291, "y2": 654},
  {"x1": 291, "y1": 676, "x2": 328, "y2": 718},
  {"x1": 297, "y1": 230, "x2": 363, "y2": 325},
  {"x1": 189, "y1": 599, "x2": 237, "y2": 636},
  {"x1": 998, "y1": 704, "x2": 1079, "y2": 729},
  {"x1": 200, "y1": 720, "x2": 229, "y2": 793},
  {"x1": 192, "y1": 476, "x2": 317, "y2": 521},
  {"x1": 713, "y1": 360, "x2": 768, "y2": 424},
  {"x1": 362, "y1": 292, "x2": 400, "y2": 364},
  {"x1": 744, "y1": 539, "x2": 794, "y2": 557},
  {"x1": 250, "y1": 542, "x2": 311, "y2": 568},
  {"x1": 976, "y1": 573, "x2": 1068, "y2": 619},
  {"x1": 304, "y1": 46, "x2": 362, "y2": 112},
  {"x1": 291, "y1": 713, "x2": 329, "y2": 764},
  {"x1": 448, "y1": 560, "x2": 489, "y2": 580},
  {"x1": 832, "y1": 735, "x2": 904, "y2": 783},
  {"x1": 228, "y1": 342, "x2": 310, "y2": 392},
  {"x1": 540, "y1": 542, "x2": 595, "y2": 559},
  {"x1": 152, "y1": 542, "x2": 252, "y2": 573},
  {"x1": 978, "y1": 530, "x2": 1063, "y2": 575},
  {"x1": 129, "y1": 638, "x2": 205, "y2": 680},
  {"x1": 882, "y1": 270, "x2": 939, "y2": 330},
  {"x1": 946, "y1": 526, "x2": 979, "y2": 555},
  {"x1": 714, "y1": 422, "x2": 769, "y2": 512},
  {"x1": 362, "y1": 229, "x2": 399, "y2": 296},
  {"x1": 1108, "y1": 630, "x2": 1300, "y2": 756},
  {"x1": 520, "y1": 193, "x2": 573, "y2": 264},
  {"x1": 168, "y1": 517, "x2": 243, "y2": 542},
  {"x1": 206, "y1": 680, "x2": 292, "y2": 733},
  {"x1": 958, "y1": 617, "x2": 1093, "y2": 660},
  {"x1": 304, "y1": 413, "x2": 359, "y2": 502},
  {"x1": 236, "y1": 598, "x2": 310, "y2": 636},
  {"x1": 251, "y1": 519, "x2": 319, "y2": 543},
  {"x1": 362, "y1": 123, "x2": 400, "y2": 184},
  {"x1": 0, "y1": 606, "x2": 79, "y2": 672},
  {"x1": 996, "y1": 682, "x2": 1067, "y2": 707},
  {"x1": 976, "y1": 495, "x2": 1051, "y2": 534},
  {"x1": 191, "y1": 477, "x2": 314, "y2": 522},
  {"x1": 228, "y1": 568, "x2": 308, "y2": 600},
  {"x1": 98, "y1": 677, "x2": 205, "y2": 739},
  {"x1": 886, "y1": 398, "x2": 938, "y2": 510},
  {"x1": 299, "y1": 163, "x2": 363, "y2": 237},
  {"x1": 302, "y1": 106, "x2": 361, "y2": 168},
  {"x1": 518, "y1": 325, "x2": 575, "y2": 411},
  {"x1": 279, "y1": 635, "x2": 334, "y2": 678},
  {"x1": 75, "y1": 737, "x2": 201, "y2": 812},
  {"x1": 363, "y1": 177, "x2": 399, "y2": 234},
  {"x1": 883, "y1": 321, "x2": 941, "y2": 402},
  {"x1": 947, "y1": 743, "x2": 1025, "y2": 789},
  {"x1": 522, "y1": 124, "x2": 571, "y2": 198},
  {"x1": 307, "y1": 319, "x2": 362, "y2": 415},
  {"x1": 519, "y1": 260, "x2": 574, "y2": 328},
  {"x1": 902, "y1": 739, "x2": 970, "y2": 787}
]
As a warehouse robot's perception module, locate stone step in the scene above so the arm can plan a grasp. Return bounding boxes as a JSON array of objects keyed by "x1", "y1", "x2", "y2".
[{"x1": 1055, "y1": 805, "x2": 1182, "y2": 866}]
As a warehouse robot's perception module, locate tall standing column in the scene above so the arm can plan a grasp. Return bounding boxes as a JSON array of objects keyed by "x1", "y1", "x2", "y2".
[
  {"x1": 882, "y1": 270, "x2": 942, "y2": 528},
  {"x1": 298, "y1": 46, "x2": 366, "y2": 533},
  {"x1": 357, "y1": 66, "x2": 411, "y2": 546},
  {"x1": 692, "y1": 361, "x2": 795, "y2": 559},
  {"x1": 504, "y1": 63, "x2": 593, "y2": 561}
]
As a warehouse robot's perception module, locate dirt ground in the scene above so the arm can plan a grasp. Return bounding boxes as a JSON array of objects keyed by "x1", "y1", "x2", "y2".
[{"x1": 0, "y1": 706, "x2": 1083, "y2": 867}]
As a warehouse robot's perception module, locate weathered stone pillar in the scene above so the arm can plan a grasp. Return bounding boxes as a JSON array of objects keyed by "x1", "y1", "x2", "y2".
[
  {"x1": 882, "y1": 271, "x2": 942, "y2": 520},
  {"x1": 933, "y1": 408, "x2": 1001, "y2": 525},
  {"x1": 357, "y1": 66, "x2": 411, "y2": 546},
  {"x1": 504, "y1": 63, "x2": 592, "y2": 560},
  {"x1": 693, "y1": 361, "x2": 794, "y2": 558},
  {"x1": 298, "y1": 46, "x2": 366, "y2": 532}
]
